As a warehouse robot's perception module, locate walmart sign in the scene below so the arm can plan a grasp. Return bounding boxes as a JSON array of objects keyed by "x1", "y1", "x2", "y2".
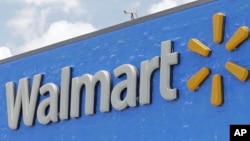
[
  {"x1": 6, "y1": 40, "x2": 178, "y2": 129},
  {"x1": 1, "y1": 0, "x2": 250, "y2": 141}
]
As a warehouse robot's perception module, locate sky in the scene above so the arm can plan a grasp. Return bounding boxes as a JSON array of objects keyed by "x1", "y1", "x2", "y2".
[{"x1": 0, "y1": 0, "x2": 196, "y2": 60}]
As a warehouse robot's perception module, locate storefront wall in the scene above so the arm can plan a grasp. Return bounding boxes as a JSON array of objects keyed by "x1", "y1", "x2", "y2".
[{"x1": 0, "y1": 0, "x2": 249, "y2": 140}]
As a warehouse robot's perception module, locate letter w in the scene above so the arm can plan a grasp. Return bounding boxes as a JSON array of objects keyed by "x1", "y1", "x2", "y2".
[{"x1": 5, "y1": 74, "x2": 43, "y2": 129}]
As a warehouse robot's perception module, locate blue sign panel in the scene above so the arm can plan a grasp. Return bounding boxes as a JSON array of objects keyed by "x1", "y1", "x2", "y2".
[{"x1": 0, "y1": 0, "x2": 250, "y2": 140}]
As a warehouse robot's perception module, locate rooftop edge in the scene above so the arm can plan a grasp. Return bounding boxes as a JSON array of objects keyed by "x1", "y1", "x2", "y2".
[{"x1": 0, "y1": 0, "x2": 214, "y2": 64}]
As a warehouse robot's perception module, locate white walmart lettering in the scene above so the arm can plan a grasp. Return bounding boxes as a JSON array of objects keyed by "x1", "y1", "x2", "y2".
[{"x1": 5, "y1": 40, "x2": 179, "y2": 129}]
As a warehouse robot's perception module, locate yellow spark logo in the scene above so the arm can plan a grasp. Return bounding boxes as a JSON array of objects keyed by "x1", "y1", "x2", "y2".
[{"x1": 186, "y1": 13, "x2": 249, "y2": 106}]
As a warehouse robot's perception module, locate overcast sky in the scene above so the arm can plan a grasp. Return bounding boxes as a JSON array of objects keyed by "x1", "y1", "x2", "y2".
[{"x1": 0, "y1": 0, "x2": 196, "y2": 60}]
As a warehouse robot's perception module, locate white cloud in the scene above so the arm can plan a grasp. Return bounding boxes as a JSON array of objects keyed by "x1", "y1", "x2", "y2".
[
  {"x1": 5, "y1": 0, "x2": 92, "y2": 56},
  {"x1": 21, "y1": 0, "x2": 57, "y2": 5},
  {"x1": 22, "y1": 20, "x2": 96, "y2": 52},
  {"x1": 7, "y1": 8, "x2": 37, "y2": 40},
  {"x1": 20, "y1": 0, "x2": 84, "y2": 14},
  {"x1": 7, "y1": 8, "x2": 49, "y2": 41},
  {"x1": 0, "y1": 47, "x2": 12, "y2": 60},
  {"x1": 130, "y1": 1, "x2": 141, "y2": 9},
  {"x1": 63, "y1": 0, "x2": 83, "y2": 14},
  {"x1": 148, "y1": 0, "x2": 196, "y2": 14}
]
